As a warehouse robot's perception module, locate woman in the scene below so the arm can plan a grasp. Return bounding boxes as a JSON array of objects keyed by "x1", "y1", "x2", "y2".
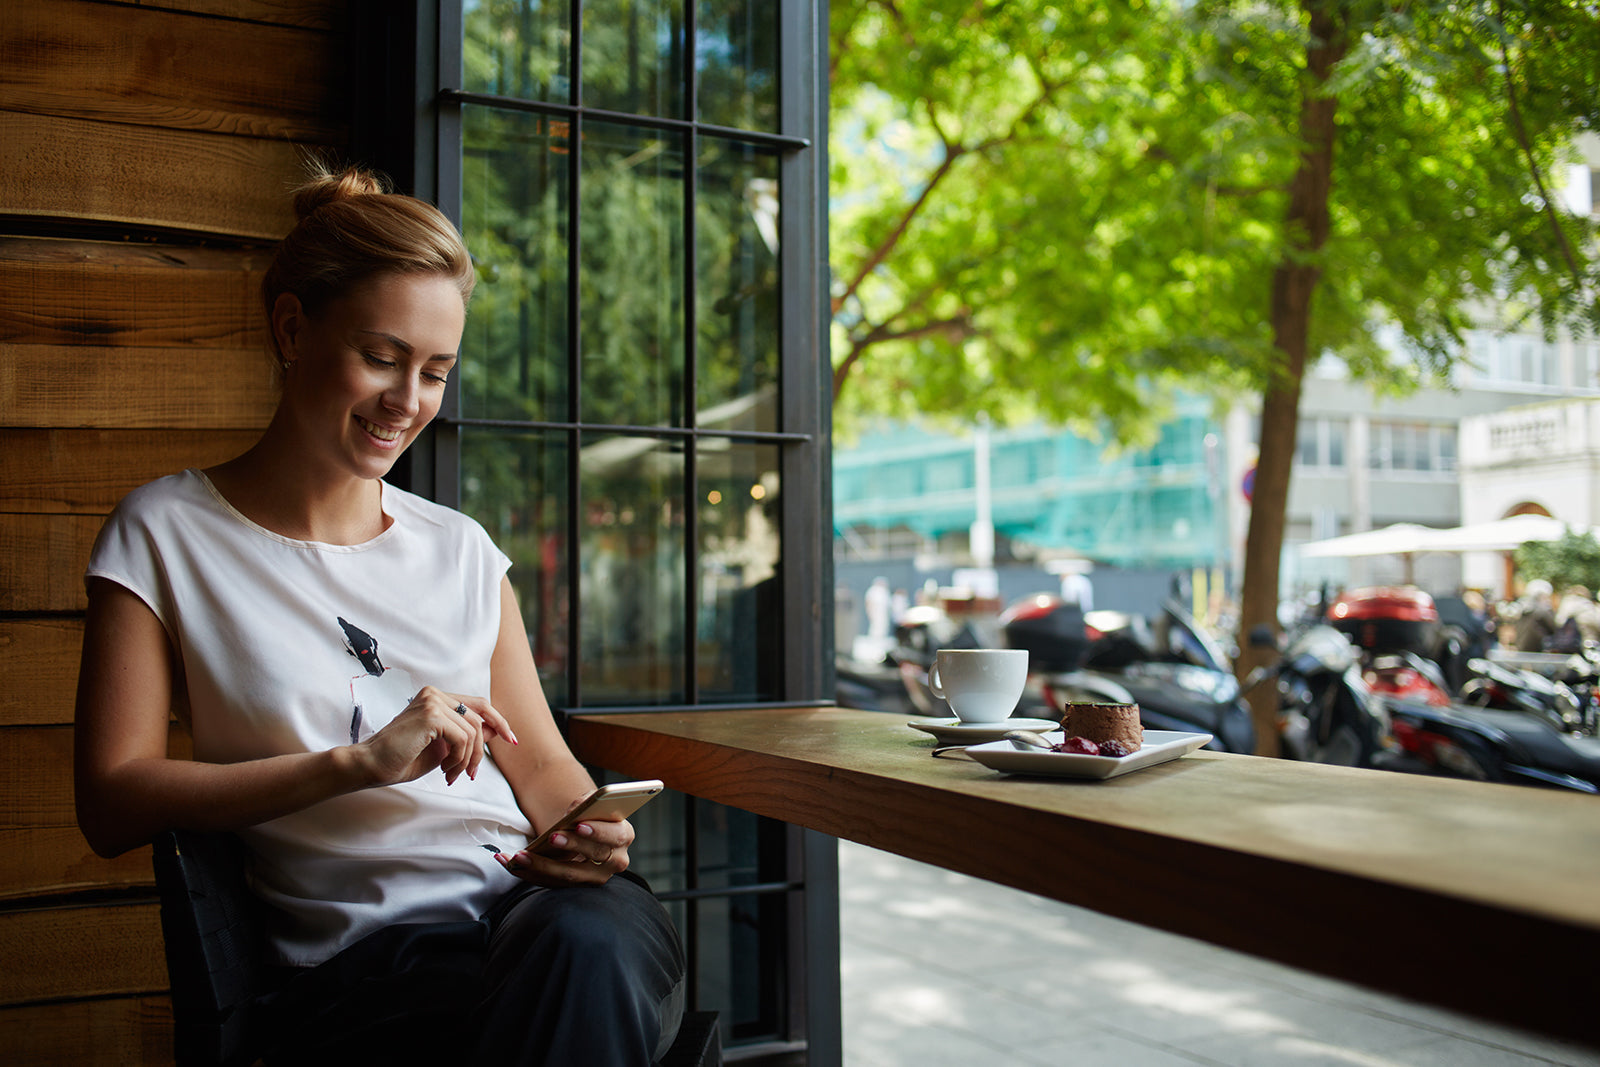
[{"x1": 74, "y1": 164, "x2": 685, "y2": 1064}]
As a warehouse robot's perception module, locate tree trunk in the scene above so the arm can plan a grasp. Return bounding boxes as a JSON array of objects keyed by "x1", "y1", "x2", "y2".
[{"x1": 1236, "y1": 1, "x2": 1349, "y2": 757}]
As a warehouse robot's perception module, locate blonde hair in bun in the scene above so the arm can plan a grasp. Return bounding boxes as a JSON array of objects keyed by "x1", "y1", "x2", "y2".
[{"x1": 262, "y1": 159, "x2": 475, "y2": 358}]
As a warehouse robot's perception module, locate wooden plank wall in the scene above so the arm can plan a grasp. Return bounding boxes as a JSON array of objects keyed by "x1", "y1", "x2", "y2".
[{"x1": 0, "y1": 2, "x2": 348, "y2": 1061}]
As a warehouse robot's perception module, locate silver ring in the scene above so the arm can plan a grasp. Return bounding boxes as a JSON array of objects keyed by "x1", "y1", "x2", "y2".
[{"x1": 456, "y1": 703, "x2": 469, "y2": 716}]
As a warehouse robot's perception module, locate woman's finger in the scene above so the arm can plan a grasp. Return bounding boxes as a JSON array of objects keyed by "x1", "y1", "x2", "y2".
[
  {"x1": 498, "y1": 847, "x2": 615, "y2": 886},
  {"x1": 447, "y1": 693, "x2": 519, "y2": 748},
  {"x1": 411, "y1": 688, "x2": 479, "y2": 785}
]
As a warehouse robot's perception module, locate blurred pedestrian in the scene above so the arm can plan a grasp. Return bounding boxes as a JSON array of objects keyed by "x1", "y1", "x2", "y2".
[
  {"x1": 1514, "y1": 579, "x2": 1557, "y2": 652},
  {"x1": 1556, "y1": 584, "x2": 1600, "y2": 646},
  {"x1": 1059, "y1": 561, "x2": 1094, "y2": 612},
  {"x1": 865, "y1": 577, "x2": 892, "y2": 638}
]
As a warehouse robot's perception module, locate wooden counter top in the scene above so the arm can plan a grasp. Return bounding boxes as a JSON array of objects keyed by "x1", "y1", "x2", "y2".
[{"x1": 568, "y1": 706, "x2": 1600, "y2": 1046}]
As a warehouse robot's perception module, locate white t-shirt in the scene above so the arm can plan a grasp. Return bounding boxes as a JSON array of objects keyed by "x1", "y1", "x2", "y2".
[{"x1": 85, "y1": 469, "x2": 534, "y2": 965}]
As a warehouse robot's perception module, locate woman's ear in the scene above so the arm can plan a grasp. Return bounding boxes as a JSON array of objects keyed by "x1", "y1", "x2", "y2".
[{"x1": 271, "y1": 291, "x2": 306, "y2": 366}]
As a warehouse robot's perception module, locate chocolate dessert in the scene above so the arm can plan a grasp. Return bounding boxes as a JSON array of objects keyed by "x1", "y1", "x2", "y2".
[{"x1": 1061, "y1": 702, "x2": 1143, "y2": 753}]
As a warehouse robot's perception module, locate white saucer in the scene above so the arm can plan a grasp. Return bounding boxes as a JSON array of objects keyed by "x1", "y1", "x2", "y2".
[
  {"x1": 907, "y1": 716, "x2": 1061, "y2": 744},
  {"x1": 964, "y1": 730, "x2": 1214, "y2": 780}
]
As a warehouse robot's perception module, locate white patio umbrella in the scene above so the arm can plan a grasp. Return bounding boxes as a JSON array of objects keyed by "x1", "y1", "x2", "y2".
[
  {"x1": 1421, "y1": 514, "x2": 1574, "y2": 552},
  {"x1": 1298, "y1": 523, "x2": 1441, "y2": 584},
  {"x1": 1298, "y1": 523, "x2": 1440, "y2": 559},
  {"x1": 1299, "y1": 514, "x2": 1586, "y2": 595}
]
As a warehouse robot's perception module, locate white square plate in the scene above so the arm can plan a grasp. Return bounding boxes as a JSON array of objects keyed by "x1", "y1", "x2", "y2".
[{"x1": 963, "y1": 730, "x2": 1213, "y2": 780}]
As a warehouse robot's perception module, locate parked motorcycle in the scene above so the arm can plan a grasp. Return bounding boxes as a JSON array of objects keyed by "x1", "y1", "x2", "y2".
[
  {"x1": 1244, "y1": 624, "x2": 1392, "y2": 767},
  {"x1": 1383, "y1": 698, "x2": 1600, "y2": 793},
  {"x1": 1362, "y1": 650, "x2": 1455, "y2": 709},
  {"x1": 1459, "y1": 655, "x2": 1586, "y2": 733}
]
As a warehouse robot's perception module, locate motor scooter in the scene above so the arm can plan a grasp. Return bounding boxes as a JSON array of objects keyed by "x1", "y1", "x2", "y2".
[
  {"x1": 1244, "y1": 624, "x2": 1392, "y2": 767},
  {"x1": 1459, "y1": 655, "x2": 1588, "y2": 734},
  {"x1": 1383, "y1": 698, "x2": 1600, "y2": 793}
]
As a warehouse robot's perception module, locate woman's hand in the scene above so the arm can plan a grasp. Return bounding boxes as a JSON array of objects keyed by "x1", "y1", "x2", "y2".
[
  {"x1": 354, "y1": 685, "x2": 519, "y2": 788},
  {"x1": 496, "y1": 805, "x2": 636, "y2": 887}
]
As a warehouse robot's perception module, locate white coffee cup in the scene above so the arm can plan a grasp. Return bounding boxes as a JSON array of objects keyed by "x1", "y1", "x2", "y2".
[{"x1": 928, "y1": 648, "x2": 1029, "y2": 723}]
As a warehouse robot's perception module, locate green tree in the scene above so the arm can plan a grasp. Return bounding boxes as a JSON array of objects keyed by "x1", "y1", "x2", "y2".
[
  {"x1": 1516, "y1": 529, "x2": 1600, "y2": 592},
  {"x1": 830, "y1": 0, "x2": 1600, "y2": 753}
]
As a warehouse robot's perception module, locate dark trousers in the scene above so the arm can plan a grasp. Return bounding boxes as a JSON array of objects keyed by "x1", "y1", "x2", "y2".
[{"x1": 253, "y1": 871, "x2": 686, "y2": 1066}]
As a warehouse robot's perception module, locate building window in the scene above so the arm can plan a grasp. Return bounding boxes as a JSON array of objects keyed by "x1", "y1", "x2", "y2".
[
  {"x1": 1367, "y1": 421, "x2": 1457, "y2": 475},
  {"x1": 1295, "y1": 417, "x2": 1348, "y2": 469}
]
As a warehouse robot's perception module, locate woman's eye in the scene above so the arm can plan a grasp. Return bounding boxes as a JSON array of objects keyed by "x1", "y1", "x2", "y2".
[
  {"x1": 423, "y1": 372, "x2": 449, "y2": 386},
  {"x1": 362, "y1": 352, "x2": 396, "y2": 369}
]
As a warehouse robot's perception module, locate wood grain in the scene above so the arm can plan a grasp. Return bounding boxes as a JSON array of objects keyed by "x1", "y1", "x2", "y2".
[
  {"x1": 568, "y1": 707, "x2": 1600, "y2": 1045},
  {"x1": 140, "y1": 0, "x2": 343, "y2": 30},
  {"x1": 1, "y1": 346, "x2": 278, "y2": 429},
  {"x1": 0, "y1": 514, "x2": 103, "y2": 612},
  {"x1": 0, "y1": 236, "x2": 274, "y2": 272},
  {"x1": 0, "y1": 995, "x2": 174, "y2": 1066},
  {"x1": 0, "y1": 828, "x2": 157, "y2": 902},
  {"x1": 0, "y1": 246, "x2": 267, "y2": 350},
  {"x1": 0, "y1": 726, "x2": 80, "y2": 829},
  {"x1": 0, "y1": 111, "x2": 308, "y2": 240},
  {"x1": 0, "y1": 618, "x2": 84, "y2": 726},
  {"x1": 0, "y1": 902, "x2": 167, "y2": 1005},
  {"x1": 0, "y1": 430, "x2": 260, "y2": 513},
  {"x1": 1, "y1": 2, "x2": 347, "y2": 142}
]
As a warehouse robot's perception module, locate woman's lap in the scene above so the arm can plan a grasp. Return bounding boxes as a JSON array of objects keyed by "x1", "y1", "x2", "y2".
[{"x1": 255, "y1": 873, "x2": 685, "y2": 1066}]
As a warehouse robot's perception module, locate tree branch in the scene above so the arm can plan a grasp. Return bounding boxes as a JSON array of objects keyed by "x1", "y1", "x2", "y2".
[
  {"x1": 1496, "y1": 2, "x2": 1585, "y2": 288},
  {"x1": 831, "y1": 146, "x2": 967, "y2": 317},
  {"x1": 834, "y1": 312, "x2": 977, "y2": 401}
]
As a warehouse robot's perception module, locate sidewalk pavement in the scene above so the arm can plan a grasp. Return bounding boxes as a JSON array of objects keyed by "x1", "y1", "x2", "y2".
[{"x1": 839, "y1": 839, "x2": 1600, "y2": 1067}]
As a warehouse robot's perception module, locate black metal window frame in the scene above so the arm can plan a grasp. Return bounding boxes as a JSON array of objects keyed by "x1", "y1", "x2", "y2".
[
  {"x1": 349, "y1": 3, "x2": 841, "y2": 1062},
  {"x1": 408, "y1": 1, "x2": 832, "y2": 716}
]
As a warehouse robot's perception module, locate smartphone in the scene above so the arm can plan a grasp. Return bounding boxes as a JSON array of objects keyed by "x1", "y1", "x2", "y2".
[{"x1": 527, "y1": 779, "x2": 664, "y2": 852}]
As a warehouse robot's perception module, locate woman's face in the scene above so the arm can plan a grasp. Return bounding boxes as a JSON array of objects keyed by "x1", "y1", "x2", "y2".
[{"x1": 273, "y1": 272, "x2": 465, "y2": 482}]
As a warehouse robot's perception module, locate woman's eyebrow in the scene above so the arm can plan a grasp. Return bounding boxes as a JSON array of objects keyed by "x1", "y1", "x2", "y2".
[
  {"x1": 356, "y1": 330, "x2": 457, "y2": 361},
  {"x1": 356, "y1": 329, "x2": 413, "y2": 354}
]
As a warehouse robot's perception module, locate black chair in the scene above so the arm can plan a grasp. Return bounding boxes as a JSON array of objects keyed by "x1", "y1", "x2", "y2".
[{"x1": 153, "y1": 830, "x2": 720, "y2": 1066}]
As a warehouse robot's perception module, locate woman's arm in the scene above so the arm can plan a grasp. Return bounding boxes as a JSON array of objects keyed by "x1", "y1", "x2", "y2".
[
  {"x1": 74, "y1": 579, "x2": 509, "y2": 857},
  {"x1": 485, "y1": 577, "x2": 634, "y2": 880}
]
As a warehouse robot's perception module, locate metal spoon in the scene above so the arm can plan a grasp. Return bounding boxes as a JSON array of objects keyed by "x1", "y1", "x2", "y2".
[{"x1": 1002, "y1": 729, "x2": 1056, "y2": 751}]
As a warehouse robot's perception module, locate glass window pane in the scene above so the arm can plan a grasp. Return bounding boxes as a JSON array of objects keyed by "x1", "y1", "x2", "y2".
[
  {"x1": 1327, "y1": 419, "x2": 1346, "y2": 467},
  {"x1": 1438, "y1": 426, "x2": 1458, "y2": 471},
  {"x1": 1411, "y1": 424, "x2": 1433, "y2": 471},
  {"x1": 698, "y1": 443, "x2": 781, "y2": 702},
  {"x1": 582, "y1": 0, "x2": 686, "y2": 118},
  {"x1": 697, "y1": 140, "x2": 779, "y2": 431},
  {"x1": 696, "y1": 890, "x2": 785, "y2": 1041},
  {"x1": 580, "y1": 432, "x2": 686, "y2": 703},
  {"x1": 622, "y1": 784, "x2": 687, "y2": 891},
  {"x1": 1295, "y1": 419, "x2": 1318, "y2": 467},
  {"x1": 457, "y1": 425, "x2": 576, "y2": 710},
  {"x1": 462, "y1": 106, "x2": 572, "y2": 422},
  {"x1": 581, "y1": 122, "x2": 687, "y2": 427},
  {"x1": 696, "y1": 0, "x2": 778, "y2": 130},
  {"x1": 460, "y1": 429, "x2": 572, "y2": 705},
  {"x1": 462, "y1": 0, "x2": 572, "y2": 104}
]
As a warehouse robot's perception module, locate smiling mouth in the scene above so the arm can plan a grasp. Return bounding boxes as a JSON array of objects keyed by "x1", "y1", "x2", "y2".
[{"x1": 356, "y1": 415, "x2": 404, "y2": 443}]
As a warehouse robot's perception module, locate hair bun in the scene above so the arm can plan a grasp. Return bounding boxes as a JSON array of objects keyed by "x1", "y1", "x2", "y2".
[{"x1": 291, "y1": 163, "x2": 391, "y2": 222}]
